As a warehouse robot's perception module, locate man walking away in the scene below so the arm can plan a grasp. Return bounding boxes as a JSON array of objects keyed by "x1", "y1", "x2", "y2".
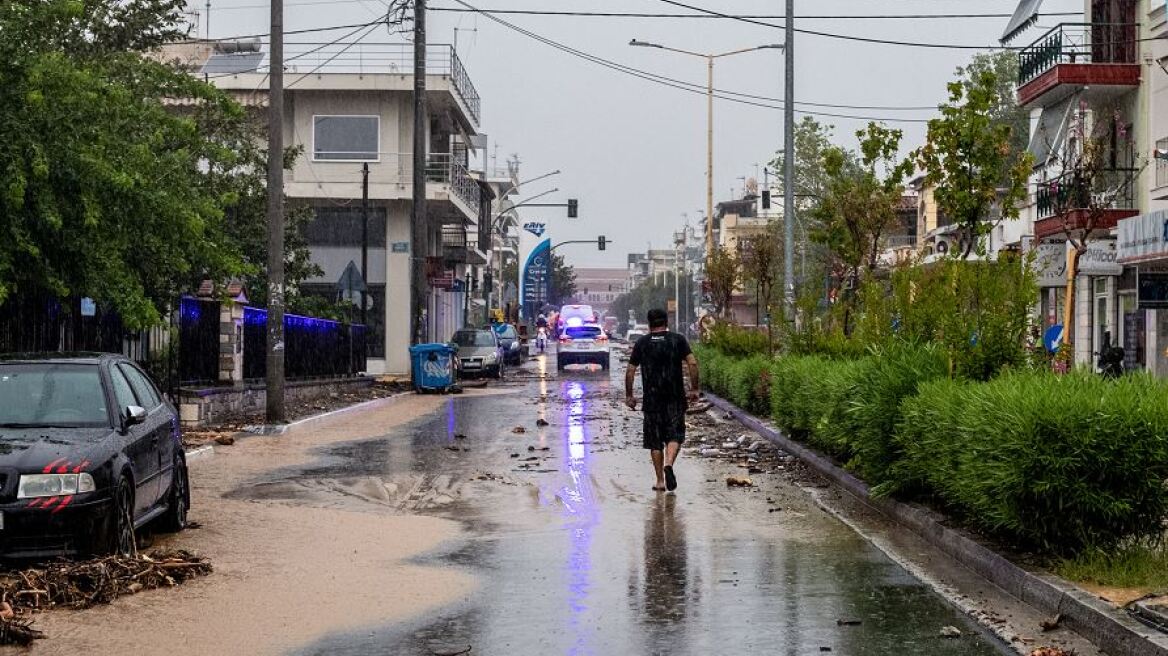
[{"x1": 625, "y1": 308, "x2": 700, "y2": 492}]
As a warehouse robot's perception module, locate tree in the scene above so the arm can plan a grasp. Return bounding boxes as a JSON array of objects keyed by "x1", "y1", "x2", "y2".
[
  {"x1": 548, "y1": 254, "x2": 577, "y2": 306},
  {"x1": 609, "y1": 272, "x2": 694, "y2": 333},
  {"x1": 1045, "y1": 107, "x2": 1143, "y2": 354},
  {"x1": 811, "y1": 123, "x2": 912, "y2": 334},
  {"x1": 739, "y1": 228, "x2": 780, "y2": 347},
  {"x1": 915, "y1": 66, "x2": 1032, "y2": 259},
  {"x1": 0, "y1": 0, "x2": 292, "y2": 328},
  {"x1": 705, "y1": 245, "x2": 739, "y2": 318},
  {"x1": 956, "y1": 52, "x2": 1030, "y2": 160}
]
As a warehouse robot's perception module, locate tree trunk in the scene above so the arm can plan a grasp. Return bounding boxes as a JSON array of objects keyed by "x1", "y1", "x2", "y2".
[{"x1": 1061, "y1": 247, "x2": 1082, "y2": 359}]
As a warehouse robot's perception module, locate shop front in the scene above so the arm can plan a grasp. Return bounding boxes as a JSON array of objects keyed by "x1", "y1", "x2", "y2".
[
  {"x1": 1117, "y1": 210, "x2": 1168, "y2": 375},
  {"x1": 1032, "y1": 237, "x2": 1123, "y2": 369}
]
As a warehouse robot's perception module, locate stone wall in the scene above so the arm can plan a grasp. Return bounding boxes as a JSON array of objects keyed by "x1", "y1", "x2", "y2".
[{"x1": 177, "y1": 377, "x2": 375, "y2": 428}]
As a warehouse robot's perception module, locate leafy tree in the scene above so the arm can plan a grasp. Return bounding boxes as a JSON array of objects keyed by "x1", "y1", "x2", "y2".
[
  {"x1": 610, "y1": 272, "x2": 694, "y2": 333},
  {"x1": 548, "y1": 253, "x2": 577, "y2": 306},
  {"x1": 915, "y1": 66, "x2": 1032, "y2": 259},
  {"x1": 739, "y1": 228, "x2": 780, "y2": 348},
  {"x1": 704, "y1": 245, "x2": 739, "y2": 318},
  {"x1": 956, "y1": 52, "x2": 1030, "y2": 161},
  {"x1": 0, "y1": 0, "x2": 322, "y2": 328},
  {"x1": 811, "y1": 123, "x2": 912, "y2": 334}
]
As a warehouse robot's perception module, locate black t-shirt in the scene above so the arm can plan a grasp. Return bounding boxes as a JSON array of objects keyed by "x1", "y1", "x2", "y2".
[{"x1": 629, "y1": 331, "x2": 692, "y2": 413}]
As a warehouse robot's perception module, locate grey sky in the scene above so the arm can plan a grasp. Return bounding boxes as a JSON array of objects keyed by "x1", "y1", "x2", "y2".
[{"x1": 201, "y1": 0, "x2": 1080, "y2": 268}]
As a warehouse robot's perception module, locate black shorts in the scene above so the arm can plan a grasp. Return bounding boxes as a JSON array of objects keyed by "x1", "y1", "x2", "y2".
[{"x1": 643, "y1": 411, "x2": 686, "y2": 450}]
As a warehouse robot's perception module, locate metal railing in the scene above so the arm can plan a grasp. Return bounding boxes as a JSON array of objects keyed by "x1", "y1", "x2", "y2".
[
  {"x1": 278, "y1": 43, "x2": 480, "y2": 124},
  {"x1": 883, "y1": 235, "x2": 917, "y2": 249},
  {"x1": 1035, "y1": 168, "x2": 1138, "y2": 219},
  {"x1": 1018, "y1": 22, "x2": 1139, "y2": 86},
  {"x1": 425, "y1": 153, "x2": 482, "y2": 210}
]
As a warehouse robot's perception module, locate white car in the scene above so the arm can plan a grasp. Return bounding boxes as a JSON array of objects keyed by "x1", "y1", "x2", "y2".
[
  {"x1": 559, "y1": 304, "x2": 597, "y2": 331},
  {"x1": 556, "y1": 323, "x2": 611, "y2": 371},
  {"x1": 625, "y1": 324, "x2": 649, "y2": 343}
]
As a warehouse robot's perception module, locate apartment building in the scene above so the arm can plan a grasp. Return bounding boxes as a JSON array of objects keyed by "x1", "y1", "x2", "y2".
[{"x1": 174, "y1": 40, "x2": 491, "y2": 375}]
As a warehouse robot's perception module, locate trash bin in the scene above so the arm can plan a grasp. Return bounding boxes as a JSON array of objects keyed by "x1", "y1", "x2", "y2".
[{"x1": 409, "y1": 343, "x2": 456, "y2": 393}]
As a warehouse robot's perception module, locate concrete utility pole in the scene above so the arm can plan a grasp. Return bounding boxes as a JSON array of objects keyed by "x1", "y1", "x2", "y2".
[
  {"x1": 265, "y1": 0, "x2": 285, "y2": 423},
  {"x1": 361, "y1": 162, "x2": 369, "y2": 328},
  {"x1": 410, "y1": 0, "x2": 428, "y2": 346},
  {"x1": 783, "y1": 0, "x2": 796, "y2": 320}
]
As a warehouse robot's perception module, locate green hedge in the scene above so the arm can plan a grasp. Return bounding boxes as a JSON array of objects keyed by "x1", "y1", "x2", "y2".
[
  {"x1": 897, "y1": 371, "x2": 1168, "y2": 554},
  {"x1": 696, "y1": 343, "x2": 1168, "y2": 555}
]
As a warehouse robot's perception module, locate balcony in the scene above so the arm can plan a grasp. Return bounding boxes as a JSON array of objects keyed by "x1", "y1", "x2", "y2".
[
  {"x1": 1017, "y1": 23, "x2": 1140, "y2": 108},
  {"x1": 426, "y1": 154, "x2": 483, "y2": 219},
  {"x1": 441, "y1": 225, "x2": 486, "y2": 266},
  {"x1": 1033, "y1": 169, "x2": 1139, "y2": 239}
]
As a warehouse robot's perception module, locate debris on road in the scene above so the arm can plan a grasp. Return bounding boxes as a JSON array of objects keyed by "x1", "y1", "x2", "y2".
[
  {"x1": 536, "y1": 418, "x2": 550, "y2": 427},
  {"x1": 836, "y1": 619, "x2": 862, "y2": 626},
  {"x1": 214, "y1": 434, "x2": 235, "y2": 446},
  {"x1": 726, "y1": 476, "x2": 754, "y2": 488},
  {"x1": 686, "y1": 402, "x2": 712, "y2": 415},
  {"x1": 0, "y1": 549, "x2": 212, "y2": 616},
  {"x1": 939, "y1": 626, "x2": 962, "y2": 639},
  {"x1": 0, "y1": 616, "x2": 43, "y2": 646},
  {"x1": 1039, "y1": 614, "x2": 1063, "y2": 632},
  {"x1": 512, "y1": 426, "x2": 527, "y2": 434},
  {"x1": 1029, "y1": 648, "x2": 1074, "y2": 656},
  {"x1": 454, "y1": 433, "x2": 468, "y2": 440}
]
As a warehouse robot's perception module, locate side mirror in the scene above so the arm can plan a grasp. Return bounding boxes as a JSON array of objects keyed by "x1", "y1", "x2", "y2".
[{"x1": 124, "y1": 405, "x2": 147, "y2": 428}]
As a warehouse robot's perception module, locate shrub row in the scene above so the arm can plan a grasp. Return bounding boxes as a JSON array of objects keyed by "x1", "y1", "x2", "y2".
[{"x1": 697, "y1": 345, "x2": 1168, "y2": 555}]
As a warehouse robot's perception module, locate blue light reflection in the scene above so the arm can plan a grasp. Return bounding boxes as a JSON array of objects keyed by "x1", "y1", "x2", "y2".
[{"x1": 558, "y1": 380, "x2": 599, "y2": 656}]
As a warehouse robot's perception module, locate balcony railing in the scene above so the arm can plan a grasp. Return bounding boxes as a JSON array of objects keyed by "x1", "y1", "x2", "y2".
[
  {"x1": 278, "y1": 43, "x2": 480, "y2": 124},
  {"x1": 1035, "y1": 168, "x2": 1137, "y2": 219},
  {"x1": 426, "y1": 154, "x2": 482, "y2": 212},
  {"x1": 1018, "y1": 22, "x2": 1138, "y2": 86},
  {"x1": 882, "y1": 235, "x2": 917, "y2": 249}
]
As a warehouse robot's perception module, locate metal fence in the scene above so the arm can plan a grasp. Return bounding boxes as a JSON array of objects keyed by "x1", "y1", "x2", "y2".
[
  {"x1": 1018, "y1": 22, "x2": 1138, "y2": 86},
  {"x1": 241, "y1": 307, "x2": 367, "y2": 381},
  {"x1": 178, "y1": 298, "x2": 221, "y2": 387}
]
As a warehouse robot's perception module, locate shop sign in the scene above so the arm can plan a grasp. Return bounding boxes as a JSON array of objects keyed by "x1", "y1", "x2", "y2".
[
  {"x1": 1032, "y1": 241, "x2": 1067, "y2": 287},
  {"x1": 1139, "y1": 272, "x2": 1168, "y2": 309},
  {"x1": 1077, "y1": 239, "x2": 1122, "y2": 277},
  {"x1": 1118, "y1": 209, "x2": 1168, "y2": 264}
]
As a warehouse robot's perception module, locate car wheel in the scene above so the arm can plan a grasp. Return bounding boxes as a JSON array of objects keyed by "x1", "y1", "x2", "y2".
[
  {"x1": 159, "y1": 455, "x2": 189, "y2": 533},
  {"x1": 600, "y1": 355, "x2": 610, "y2": 371},
  {"x1": 108, "y1": 477, "x2": 136, "y2": 557}
]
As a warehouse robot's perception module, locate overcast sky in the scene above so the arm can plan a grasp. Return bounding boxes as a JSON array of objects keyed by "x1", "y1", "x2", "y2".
[{"x1": 201, "y1": 0, "x2": 1081, "y2": 268}]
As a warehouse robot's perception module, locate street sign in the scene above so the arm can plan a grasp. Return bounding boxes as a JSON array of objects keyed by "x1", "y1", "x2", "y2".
[
  {"x1": 1044, "y1": 324, "x2": 1064, "y2": 354},
  {"x1": 391, "y1": 242, "x2": 410, "y2": 253}
]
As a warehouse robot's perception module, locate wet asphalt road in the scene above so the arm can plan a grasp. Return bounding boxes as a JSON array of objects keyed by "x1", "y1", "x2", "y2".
[{"x1": 235, "y1": 352, "x2": 1011, "y2": 656}]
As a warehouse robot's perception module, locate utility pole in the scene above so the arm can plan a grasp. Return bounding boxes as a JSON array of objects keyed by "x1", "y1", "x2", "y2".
[
  {"x1": 410, "y1": 0, "x2": 428, "y2": 346},
  {"x1": 361, "y1": 162, "x2": 369, "y2": 328},
  {"x1": 706, "y1": 55, "x2": 715, "y2": 264},
  {"x1": 265, "y1": 0, "x2": 285, "y2": 424},
  {"x1": 205, "y1": 0, "x2": 211, "y2": 40},
  {"x1": 783, "y1": 0, "x2": 796, "y2": 321}
]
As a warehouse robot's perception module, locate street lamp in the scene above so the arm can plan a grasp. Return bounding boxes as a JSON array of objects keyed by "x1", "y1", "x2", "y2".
[{"x1": 629, "y1": 38, "x2": 784, "y2": 264}]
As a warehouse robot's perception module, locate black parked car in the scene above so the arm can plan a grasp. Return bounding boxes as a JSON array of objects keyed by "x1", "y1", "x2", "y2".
[
  {"x1": 0, "y1": 353, "x2": 189, "y2": 559},
  {"x1": 494, "y1": 323, "x2": 523, "y2": 365}
]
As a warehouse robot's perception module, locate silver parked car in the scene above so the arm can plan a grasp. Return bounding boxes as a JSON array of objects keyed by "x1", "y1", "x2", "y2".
[{"x1": 451, "y1": 329, "x2": 506, "y2": 379}]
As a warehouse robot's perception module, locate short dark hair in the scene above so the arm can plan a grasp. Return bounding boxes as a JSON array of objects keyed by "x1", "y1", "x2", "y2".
[{"x1": 647, "y1": 308, "x2": 668, "y2": 329}]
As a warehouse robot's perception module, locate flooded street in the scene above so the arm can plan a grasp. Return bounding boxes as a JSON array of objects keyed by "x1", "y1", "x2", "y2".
[{"x1": 23, "y1": 353, "x2": 1025, "y2": 655}]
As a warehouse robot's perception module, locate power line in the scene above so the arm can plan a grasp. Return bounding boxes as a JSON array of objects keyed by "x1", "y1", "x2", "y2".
[
  {"x1": 428, "y1": 6, "x2": 1081, "y2": 21},
  {"x1": 444, "y1": 0, "x2": 934, "y2": 123}
]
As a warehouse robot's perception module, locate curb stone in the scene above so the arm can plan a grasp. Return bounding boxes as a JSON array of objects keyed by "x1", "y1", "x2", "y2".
[
  {"x1": 241, "y1": 392, "x2": 412, "y2": 436},
  {"x1": 183, "y1": 444, "x2": 215, "y2": 463},
  {"x1": 705, "y1": 392, "x2": 1168, "y2": 656}
]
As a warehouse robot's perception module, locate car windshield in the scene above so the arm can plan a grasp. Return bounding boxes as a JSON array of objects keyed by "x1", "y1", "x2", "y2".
[
  {"x1": 454, "y1": 331, "x2": 495, "y2": 347},
  {"x1": 0, "y1": 364, "x2": 109, "y2": 428},
  {"x1": 497, "y1": 326, "x2": 518, "y2": 339},
  {"x1": 566, "y1": 326, "x2": 603, "y2": 340}
]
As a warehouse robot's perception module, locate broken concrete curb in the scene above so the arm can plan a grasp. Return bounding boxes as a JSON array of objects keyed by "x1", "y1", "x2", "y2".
[
  {"x1": 183, "y1": 444, "x2": 214, "y2": 463},
  {"x1": 704, "y1": 392, "x2": 1168, "y2": 656},
  {"x1": 241, "y1": 392, "x2": 412, "y2": 435}
]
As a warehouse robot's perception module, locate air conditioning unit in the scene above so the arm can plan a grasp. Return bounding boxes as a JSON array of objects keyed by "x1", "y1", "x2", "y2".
[{"x1": 934, "y1": 237, "x2": 952, "y2": 256}]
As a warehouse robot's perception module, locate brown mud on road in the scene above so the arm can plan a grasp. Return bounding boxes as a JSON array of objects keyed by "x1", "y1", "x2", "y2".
[{"x1": 19, "y1": 393, "x2": 479, "y2": 656}]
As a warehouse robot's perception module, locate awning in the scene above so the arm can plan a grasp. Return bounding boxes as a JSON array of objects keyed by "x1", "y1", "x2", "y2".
[
  {"x1": 1000, "y1": 0, "x2": 1045, "y2": 44},
  {"x1": 1027, "y1": 98, "x2": 1072, "y2": 168}
]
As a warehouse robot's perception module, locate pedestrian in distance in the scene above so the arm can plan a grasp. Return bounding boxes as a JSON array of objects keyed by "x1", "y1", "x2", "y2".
[{"x1": 625, "y1": 308, "x2": 700, "y2": 492}]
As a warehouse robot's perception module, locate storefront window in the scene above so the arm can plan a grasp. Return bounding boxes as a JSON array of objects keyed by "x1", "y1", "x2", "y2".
[{"x1": 1119, "y1": 294, "x2": 1144, "y2": 371}]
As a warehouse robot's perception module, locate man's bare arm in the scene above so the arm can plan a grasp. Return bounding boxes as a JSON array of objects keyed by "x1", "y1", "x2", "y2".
[
  {"x1": 625, "y1": 364, "x2": 639, "y2": 410},
  {"x1": 685, "y1": 353, "x2": 700, "y2": 399}
]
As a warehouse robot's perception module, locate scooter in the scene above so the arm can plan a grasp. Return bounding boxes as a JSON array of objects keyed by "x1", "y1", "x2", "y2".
[{"x1": 536, "y1": 327, "x2": 548, "y2": 353}]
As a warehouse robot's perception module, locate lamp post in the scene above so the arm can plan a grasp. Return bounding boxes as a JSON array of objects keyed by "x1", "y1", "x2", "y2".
[{"x1": 629, "y1": 39, "x2": 784, "y2": 266}]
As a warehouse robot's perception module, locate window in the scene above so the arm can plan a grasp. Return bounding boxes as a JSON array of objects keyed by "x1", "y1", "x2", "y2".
[
  {"x1": 313, "y1": 116, "x2": 379, "y2": 161},
  {"x1": 110, "y1": 367, "x2": 139, "y2": 412},
  {"x1": 120, "y1": 364, "x2": 161, "y2": 409},
  {"x1": 453, "y1": 331, "x2": 496, "y2": 347},
  {"x1": 0, "y1": 364, "x2": 109, "y2": 428}
]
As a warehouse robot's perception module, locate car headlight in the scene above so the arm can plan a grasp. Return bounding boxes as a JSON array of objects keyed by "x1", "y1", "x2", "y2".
[
  {"x1": 485, "y1": 353, "x2": 498, "y2": 362},
  {"x1": 509, "y1": 341, "x2": 519, "y2": 350},
  {"x1": 18, "y1": 473, "x2": 96, "y2": 499}
]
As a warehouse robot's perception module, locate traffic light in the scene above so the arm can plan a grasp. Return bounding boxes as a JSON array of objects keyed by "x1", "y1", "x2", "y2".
[
  {"x1": 761, "y1": 189, "x2": 771, "y2": 209},
  {"x1": 567, "y1": 199, "x2": 579, "y2": 218},
  {"x1": 598, "y1": 235, "x2": 607, "y2": 251}
]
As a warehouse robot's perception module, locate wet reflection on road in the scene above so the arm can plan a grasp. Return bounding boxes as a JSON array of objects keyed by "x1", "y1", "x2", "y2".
[{"x1": 291, "y1": 359, "x2": 1010, "y2": 656}]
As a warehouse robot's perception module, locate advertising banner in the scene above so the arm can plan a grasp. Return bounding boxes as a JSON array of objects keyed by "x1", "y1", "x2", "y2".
[{"x1": 519, "y1": 219, "x2": 551, "y2": 322}]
